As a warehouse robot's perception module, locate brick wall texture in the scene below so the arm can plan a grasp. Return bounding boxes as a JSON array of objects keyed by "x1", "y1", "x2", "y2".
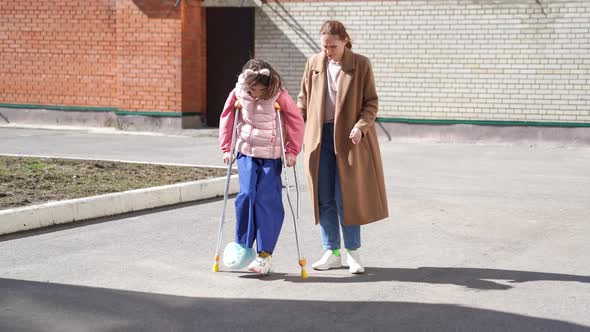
[
  {"x1": 2, "y1": 0, "x2": 589, "y2": 123},
  {"x1": 256, "y1": 0, "x2": 590, "y2": 123},
  {"x1": 0, "y1": 0, "x2": 205, "y2": 114},
  {"x1": 1, "y1": 1, "x2": 117, "y2": 107}
]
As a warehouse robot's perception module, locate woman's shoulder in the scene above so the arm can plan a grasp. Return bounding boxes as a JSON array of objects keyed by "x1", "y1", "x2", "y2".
[
  {"x1": 352, "y1": 52, "x2": 370, "y2": 62},
  {"x1": 306, "y1": 52, "x2": 325, "y2": 68},
  {"x1": 350, "y1": 51, "x2": 371, "y2": 67},
  {"x1": 308, "y1": 52, "x2": 323, "y2": 61},
  {"x1": 348, "y1": 52, "x2": 374, "y2": 75}
]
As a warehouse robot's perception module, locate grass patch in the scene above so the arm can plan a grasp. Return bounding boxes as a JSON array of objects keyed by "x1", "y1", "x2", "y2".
[
  {"x1": 0, "y1": 156, "x2": 229, "y2": 209},
  {"x1": 26, "y1": 159, "x2": 49, "y2": 170}
]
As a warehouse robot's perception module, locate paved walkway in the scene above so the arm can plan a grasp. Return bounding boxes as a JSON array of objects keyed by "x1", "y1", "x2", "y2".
[{"x1": 1, "y1": 126, "x2": 589, "y2": 331}]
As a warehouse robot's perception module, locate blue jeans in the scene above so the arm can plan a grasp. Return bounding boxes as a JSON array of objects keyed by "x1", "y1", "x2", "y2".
[
  {"x1": 235, "y1": 153, "x2": 284, "y2": 254},
  {"x1": 318, "y1": 123, "x2": 361, "y2": 250}
]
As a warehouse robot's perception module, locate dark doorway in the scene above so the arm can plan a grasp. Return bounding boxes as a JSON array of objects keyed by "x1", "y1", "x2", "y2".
[{"x1": 206, "y1": 7, "x2": 255, "y2": 127}]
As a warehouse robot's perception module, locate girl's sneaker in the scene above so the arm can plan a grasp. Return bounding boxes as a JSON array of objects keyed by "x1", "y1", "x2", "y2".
[
  {"x1": 248, "y1": 254, "x2": 272, "y2": 275},
  {"x1": 312, "y1": 250, "x2": 342, "y2": 270}
]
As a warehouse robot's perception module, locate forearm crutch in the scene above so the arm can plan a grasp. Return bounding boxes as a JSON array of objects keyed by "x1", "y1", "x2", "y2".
[
  {"x1": 274, "y1": 102, "x2": 308, "y2": 279},
  {"x1": 212, "y1": 101, "x2": 241, "y2": 272}
]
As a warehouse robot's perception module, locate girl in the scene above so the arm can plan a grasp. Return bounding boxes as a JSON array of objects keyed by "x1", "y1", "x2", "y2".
[
  {"x1": 298, "y1": 20, "x2": 389, "y2": 274},
  {"x1": 219, "y1": 59, "x2": 304, "y2": 275}
]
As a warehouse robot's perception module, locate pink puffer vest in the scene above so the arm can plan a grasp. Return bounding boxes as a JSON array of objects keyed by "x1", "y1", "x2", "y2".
[{"x1": 234, "y1": 79, "x2": 283, "y2": 159}]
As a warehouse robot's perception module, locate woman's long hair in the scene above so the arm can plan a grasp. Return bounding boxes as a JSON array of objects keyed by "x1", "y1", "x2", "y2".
[{"x1": 320, "y1": 20, "x2": 352, "y2": 49}]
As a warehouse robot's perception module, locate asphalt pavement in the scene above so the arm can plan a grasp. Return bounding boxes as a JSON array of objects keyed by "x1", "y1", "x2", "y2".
[{"x1": 1, "y1": 126, "x2": 589, "y2": 332}]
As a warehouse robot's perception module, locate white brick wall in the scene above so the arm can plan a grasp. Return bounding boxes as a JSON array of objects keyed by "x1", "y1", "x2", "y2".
[{"x1": 255, "y1": 0, "x2": 590, "y2": 123}]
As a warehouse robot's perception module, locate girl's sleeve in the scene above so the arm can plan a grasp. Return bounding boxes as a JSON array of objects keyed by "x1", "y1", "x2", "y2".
[
  {"x1": 278, "y1": 90, "x2": 305, "y2": 158},
  {"x1": 219, "y1": 90, "x2": 238, "y2": 153}
]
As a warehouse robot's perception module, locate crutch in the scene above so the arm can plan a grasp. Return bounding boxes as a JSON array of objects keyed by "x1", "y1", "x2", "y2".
[
  {"x1": 212, "y1": 101, "x2": 241, "y2": 272},
  {"x1": 274, "y1": 102, "x2": 308, "y2": 279}
]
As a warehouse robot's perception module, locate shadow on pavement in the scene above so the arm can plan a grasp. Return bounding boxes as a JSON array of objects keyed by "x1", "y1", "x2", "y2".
[
  {"x1": 245, "y1": 267, "x2": 590, "y2": 290},
  {"x1": 1, "y1": 278, "x2": 589, "y2": 332}
]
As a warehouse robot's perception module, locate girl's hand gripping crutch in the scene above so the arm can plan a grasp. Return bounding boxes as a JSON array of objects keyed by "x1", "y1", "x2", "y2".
[
  {"x1": 274, "y1": 102, "x2": 308, "y2": 279},
  {"x1": 212, "y1": 101, "x2": 241, "y2": 272}
]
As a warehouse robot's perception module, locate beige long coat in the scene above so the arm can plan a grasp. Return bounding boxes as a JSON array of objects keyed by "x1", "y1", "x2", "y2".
[{"x1": 297, "y1": 47, "x2": 389, "y2": 226}]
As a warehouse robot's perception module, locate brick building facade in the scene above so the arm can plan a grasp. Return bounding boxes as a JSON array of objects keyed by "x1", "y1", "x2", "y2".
[
  {"x1": 1, "y1": 0, "x2": 589, "y2": 137},
  {"x1": 1, "y1": 0, "x2": 206, "y2": 130}
]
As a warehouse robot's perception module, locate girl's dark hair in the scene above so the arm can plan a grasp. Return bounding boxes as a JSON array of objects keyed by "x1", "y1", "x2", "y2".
[
  {"x1": 320, "y1": 20, "x2": 352, "y2": 49},
  {"x1": 241, "y1": 59, "x2": 284, "y2": 100}
]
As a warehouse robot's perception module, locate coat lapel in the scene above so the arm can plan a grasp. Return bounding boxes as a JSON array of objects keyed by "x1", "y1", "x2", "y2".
[
  {"x1": 336, "y1": 48, "x2": 354, "y2": 116},
  {"x1": 311, "y1": 53, "x2": 327, "y2": 125}
]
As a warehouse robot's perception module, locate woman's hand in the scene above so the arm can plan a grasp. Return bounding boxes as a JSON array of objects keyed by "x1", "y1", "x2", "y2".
[
  {"x1": 349, "y1": 127, "x2": 362, "y2": 144},
  {"x1": 223, "y1": 152, "x2": 235, "y2": 165},
  {"x1": 285, "y1": 155, "x2": 297, "y2": 167}
]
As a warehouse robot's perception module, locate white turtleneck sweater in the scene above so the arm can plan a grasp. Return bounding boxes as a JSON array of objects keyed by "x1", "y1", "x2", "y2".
[{"x1": 324, "y1": 59, "x2": 342, "y2": 123}]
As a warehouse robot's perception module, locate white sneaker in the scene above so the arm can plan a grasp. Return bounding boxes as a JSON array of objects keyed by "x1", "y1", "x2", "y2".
[
  {"x1": 247, "y1": 254, "x2": 272, "y2": 275},
  {"x1": 346, "y1": 250, "x2": 365, "y2": 274},
  {"x1": 312, "y1": 250, "x2": 342, "y2": 270}
]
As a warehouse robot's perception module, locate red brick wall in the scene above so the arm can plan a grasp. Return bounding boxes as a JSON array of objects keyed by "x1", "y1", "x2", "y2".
[
  {"x1": 0, "y1": 0, "x2": 117, "y2": 107},
  {"x1": 180, "y1": 1, "x2": 205, "y2": 113},
  {"x1": 0, "y1": 0, "x2": 205, "y2": 115},
  {"x1": 116, "y1": 0, "x2": 180, "y2": 113},
  {"x1": 200, "y1": 8, "x2": 207, "y2": 115}
]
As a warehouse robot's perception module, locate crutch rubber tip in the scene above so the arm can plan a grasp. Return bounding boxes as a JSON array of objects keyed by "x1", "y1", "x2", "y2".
[
  {"x1": 300, "y1": 269, "x2": 308, "y2": 279},
  {"x1": 212, "y1": 255, "x2": 220, "y2": 272}
]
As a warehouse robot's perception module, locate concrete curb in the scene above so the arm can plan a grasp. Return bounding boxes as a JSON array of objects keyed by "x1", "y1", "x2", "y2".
[
  {"x1": 0, "y1": 122, "x2": 219, "y2": 138},
  {"x1": 0, "y1": 174, "x2": 239, "y2": 236}
]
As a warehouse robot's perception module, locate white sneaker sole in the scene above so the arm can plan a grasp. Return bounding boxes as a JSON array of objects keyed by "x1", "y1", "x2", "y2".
[
  {"x1": 349, "y1": 266, "x2": 365, "y2": 274},
  {"x1": 312, "y1": 263, "x2": 342, "y2": 271},
  {"x1": 248, "y1": 266, "x2": 271, "y2": 275}
]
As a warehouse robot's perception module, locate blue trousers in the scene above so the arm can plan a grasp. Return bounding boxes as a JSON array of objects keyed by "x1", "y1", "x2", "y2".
[
  {"x1": 318, "y1": 123, "x2": 361, "y2": 250},
  {"x1": 235, "y1": 153, "x2": 284, "y2": 254}
]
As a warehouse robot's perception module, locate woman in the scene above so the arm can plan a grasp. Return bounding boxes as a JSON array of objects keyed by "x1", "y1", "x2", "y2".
[{"x1": 297, "y1": 20, "x2": 388, "y2": 274}]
